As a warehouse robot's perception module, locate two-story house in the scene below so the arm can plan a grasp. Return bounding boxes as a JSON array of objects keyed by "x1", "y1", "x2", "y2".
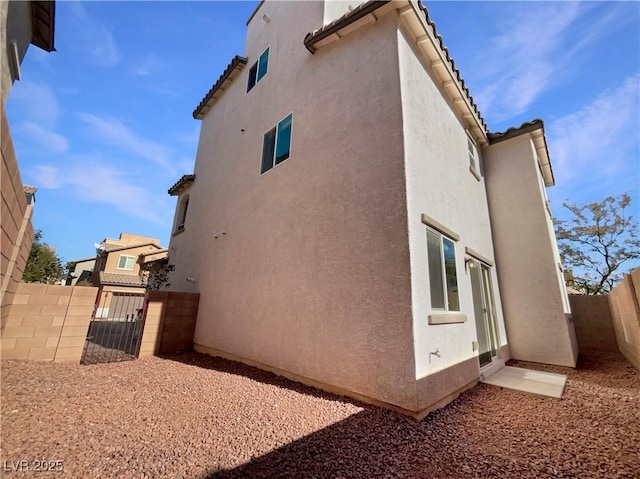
[{"x1": 167, "y1": 0, "x2": 577, "y2": 418}]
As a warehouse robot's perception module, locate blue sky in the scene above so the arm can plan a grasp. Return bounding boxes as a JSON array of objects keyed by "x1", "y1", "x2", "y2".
[{"x1": 6, "y1": 1, "x2": 640, "y2": 265}]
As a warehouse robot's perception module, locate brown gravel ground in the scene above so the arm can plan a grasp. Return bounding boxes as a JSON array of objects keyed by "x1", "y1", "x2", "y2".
[{"x1": 1, "y1": 350, "x2": 638, "y2": 479}]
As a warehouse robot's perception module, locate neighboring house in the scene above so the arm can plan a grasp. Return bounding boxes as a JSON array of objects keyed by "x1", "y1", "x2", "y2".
[
  {"x1": 92, "y1": 233, "x2": 167, "y2": 293},
  {"x1": 167, "y1": 0, "x2": 577, "y2": 418},
  {"x1": 1, "y1": 1, "x2": 55, "y2": 329},
  {"x1": 65, "y1": 257, "x2": 96, "y2": 286}
]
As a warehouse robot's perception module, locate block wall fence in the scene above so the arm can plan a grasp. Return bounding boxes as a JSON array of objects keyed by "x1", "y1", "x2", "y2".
[
  {"x1": 0, "y1": 283, "x2": 199, "y2": 363},
  {"x1": 1, "y1": 103, "x2": 35, "y2": 331},
  {"x1": 608, "y1": 269, "x2": 640, "y2": 370},
  {"x1": 568, "y1": 295, "x2": 618, "y2": 352}
]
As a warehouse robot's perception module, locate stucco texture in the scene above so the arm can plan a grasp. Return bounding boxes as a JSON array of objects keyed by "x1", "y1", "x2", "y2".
[
  {"x1": 170, "y1": 5, "x2": 416, "y2": 410},
  {"x1": 483, "y1": 134, "x2": 577, "y2": 367}
]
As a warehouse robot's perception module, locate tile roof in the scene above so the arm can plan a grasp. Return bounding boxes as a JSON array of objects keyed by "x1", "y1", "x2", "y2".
[
  {"x1": 193, "y1": 56, "x2": 248, "y2": 120},
  {"x1": 487, "y1": 119, "x2": 544, "y2": 144},
  {"x1": 99, "y1": 272, "x2": 146, "y2": 287},
  {"x1": 303, "y1": 0, "x2": 488, "y2": 135},
  {"x1": 168, "y1": 174, "x2": 195, "y2": 196},
  {"x1": 101, "y1": 242, "x2": 163, "y2": 253}
]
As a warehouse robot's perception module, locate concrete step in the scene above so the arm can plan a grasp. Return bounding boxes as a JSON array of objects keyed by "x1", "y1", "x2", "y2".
[{"x1": 480, "y1": 366, "x2": 567, "y2": 399}]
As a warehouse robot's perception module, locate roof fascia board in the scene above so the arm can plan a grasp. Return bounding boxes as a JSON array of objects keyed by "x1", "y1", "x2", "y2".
[
  {"x1": 304, "y1": 0, "x2": 488, "y2": 145},
  {"x1": 401, "y1": 0, "x2": 488, "y2": 144}
]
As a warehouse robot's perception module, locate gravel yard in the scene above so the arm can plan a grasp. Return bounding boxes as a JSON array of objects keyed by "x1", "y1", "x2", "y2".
[{"x1": 1, "y1": 350, "x2": 638, "y2": 479}]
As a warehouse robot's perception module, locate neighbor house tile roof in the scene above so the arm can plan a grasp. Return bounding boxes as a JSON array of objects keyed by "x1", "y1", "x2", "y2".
[
  {"x1": 101, "y1": 242, "x2": 163, "y2": 253},
  {"x1": 99, "y1": 272, "x2": 145, "y2": 287},
  {"x1": 193, "y1": 56, "x2": 248, "y2": 119},
  {"x1": 168, "y1": 174, "x2": 195, "y2": 196},
  {"x1": 303, "y1": 0, "x2": 488, "y2": 135}
]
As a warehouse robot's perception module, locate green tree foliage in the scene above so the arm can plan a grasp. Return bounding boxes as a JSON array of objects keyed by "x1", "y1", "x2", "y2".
[
  {"x1": 22, "y1": 230, "x2": 64, "y2": 284},
  {"x1": 555, "y1": 194, "x2": 640, "y2": 295},
  {"x1": 140, "y1": 260, "x2": 175, "y2": 291}
]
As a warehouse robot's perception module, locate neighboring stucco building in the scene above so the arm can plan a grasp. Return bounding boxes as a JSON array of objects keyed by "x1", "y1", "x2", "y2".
[
  {"x1": 167, "y1": 0, "x2": 577, "y2": 417},
  {"x1": 92, "y1": 233, "x2": 167, "y2": 293},
  {"x1": 1, "y1": 1, "x2": 55, "y2": 329},
  {"x1": 65, "y1": 257, "x2": 96, "y2": 286}
]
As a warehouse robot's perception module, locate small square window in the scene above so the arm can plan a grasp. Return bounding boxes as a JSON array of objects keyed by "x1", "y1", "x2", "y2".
[
  {"x1": 261, "y1": 113, "x2": 293, "y2": 174},
  {"x1": 117, "y1": 255, "x2": 136, "y2": 271}
]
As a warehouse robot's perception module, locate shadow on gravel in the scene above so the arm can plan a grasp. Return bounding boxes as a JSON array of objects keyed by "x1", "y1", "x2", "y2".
[
  {"x1": 201, "y1": 408, "x2": 471, "y2": 479},
  {"x1": 158, "y1": 351, "x2": 365, "y2": 407}
]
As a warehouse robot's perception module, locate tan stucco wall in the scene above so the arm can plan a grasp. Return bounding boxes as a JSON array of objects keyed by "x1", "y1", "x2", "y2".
[
  {"x1": 608, "y1": 269, "x2": 640, "y2": 370},
  {"x1": 569, "y1": 294, "x2": 618, "y2": 353},
  {"x1": 170, "y1": 4, "x2": 418, "y2": 411},
  {"x1": 397, "y1": 26, "x2": 507, "y2": 392},
  {"x1": 483, "y1": 134, "x2": 578, "y2": 367},
  {"x1": 103, "y1": 244, "x2": 160, "y2": 277},
  {"x1": 1, "y1": 283, "x2": 98, "y2": 363}
]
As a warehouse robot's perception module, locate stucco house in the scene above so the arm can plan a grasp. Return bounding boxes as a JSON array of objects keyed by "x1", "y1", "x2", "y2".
[
  {"x1": 1, "y1": 1, "x2": 55, "y2": 329},
  {"x1": 92, "y1": 233, "x2": 167, "y2": 293},
  {"x1": 167, "y1": 0, "x2": 577, "y2": 418}
]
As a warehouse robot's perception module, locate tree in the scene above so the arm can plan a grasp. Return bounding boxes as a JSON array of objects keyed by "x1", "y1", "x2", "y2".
[
  {"x1": 140, "y1": 259, "x2": 175, "y2": 291},
  {"x1": 554, "y1": 194, "x2": 640, "y2": 295},
  {"x1": 22, "y1": 230, "x2": 65, "y2": 284}
]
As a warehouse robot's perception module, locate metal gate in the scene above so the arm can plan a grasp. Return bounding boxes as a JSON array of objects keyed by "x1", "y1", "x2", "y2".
[{"x1": 81, "y1": 290, "x2": 147, "y2": 365}]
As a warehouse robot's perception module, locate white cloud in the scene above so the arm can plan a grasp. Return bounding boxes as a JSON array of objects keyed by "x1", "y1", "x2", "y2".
[
  {"x1": 77, "y1": 113, "x2": 174, "y2": 171},
  {"x1": 548, "y1": 74, "x2": 640, "y2": 189},
  {"x1": 132, "y1": 54, "x2": 167, "y2": 77},
  {"x1": 33, "y1": 165, "x2": 63, "y2": 189},
  {"x1": 9, "y1": 81, "x2": 60, "y2": 125},
  {"x1": 30, "y1": 161, "x2": 171, "y2": 224},
  {"x1": 474, "y1": 3, "x2": 583, "y2": 120},
  {"x1": 17, "y1": 123, "x2": 69, "y2": 154},
  {"x1": 67, "y1": 1, "x2": 119, "y2": 67}
]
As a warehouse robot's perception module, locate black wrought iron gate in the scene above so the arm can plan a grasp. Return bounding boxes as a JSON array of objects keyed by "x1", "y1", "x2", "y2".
[{"x1": 81, "y1": 290, "x2": 147, "y2": 365}]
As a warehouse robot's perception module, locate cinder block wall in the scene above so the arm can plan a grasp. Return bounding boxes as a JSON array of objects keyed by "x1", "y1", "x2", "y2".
[
  {"x1": 1, "y1": 103, "x2": 35, "y2": 329},
  {"x1": 608, "y1": 269, "x2": 640, "y2": 370},
  {"x1": 140, "y1": 291, "x2": 199, "y2": 357},
  {"x1": 0, "y1": 283, "x2": 98, "y2": 362},
  {"x1": 569, "y1": 294, "x2": 618, "y2": 352}
]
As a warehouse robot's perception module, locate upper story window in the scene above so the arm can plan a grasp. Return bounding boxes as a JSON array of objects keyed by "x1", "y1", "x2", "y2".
[
  {"x1": 175, "y1": 195, "x2": 189, "y2": 234},
  {"x1": 247, "y1": 47, "x2": 269, "y2": 92},
  {"x1": 261, "y1": 113, "x2": 293, "y2": 174},
  {"x1": 467, "y1": 137, "x2": 478, "y2": 170},
  {"x1": 427, "y1": 228, "x2": 460, "y2": 311},
  {"x1": 117, "y1": 255, "x2": 136, "y2": 271},
  {"x1": 467, "y1": 134, "x2": 482, "y2": 181}
]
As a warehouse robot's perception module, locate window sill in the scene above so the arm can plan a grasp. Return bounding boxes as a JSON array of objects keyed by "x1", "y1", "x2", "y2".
[
  {"x1": 469, "y1": 165, "x2": 482, "y2": 181},
  {"x1": 172, "y1": 225, "x2": 185, "y2": 237},
  {"x1": 428, "y1": 313, "x2": 467, "y2": 325}
]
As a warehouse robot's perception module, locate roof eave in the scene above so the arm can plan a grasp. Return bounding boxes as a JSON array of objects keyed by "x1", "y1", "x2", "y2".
[
  {"x1": 303, "y1": 0, "x2": 488, "y2": 143},
  {"x1": 193, "y1": 56, "x2": 247, "y2": 120},
  {"x1": 488, "y1": 119, "x2": 555, "y2": 187},
  {"x1": 30, "y1": 1, "x2": 56, "y2": 52}
]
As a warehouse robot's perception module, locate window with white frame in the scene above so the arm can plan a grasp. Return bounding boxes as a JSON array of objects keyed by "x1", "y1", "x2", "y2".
[
  {"x1": 175, "y1": 195, "x2": 189, "y2": 233},
  {"x1": 261, "y1": 113, "x2": 293, "y2": 174},
  {"x1": 427, "y1": 228, "x2": 460, "y2": 311},
  {"x1": 117, "y1": 255, "x2": 136, "y2": 271},
  {"x1": 467, "y1": 136, "x2": 479, "y2": 171},
  {"x1": 247, "y1": 47, "x2": 269, "y2": 92}
]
